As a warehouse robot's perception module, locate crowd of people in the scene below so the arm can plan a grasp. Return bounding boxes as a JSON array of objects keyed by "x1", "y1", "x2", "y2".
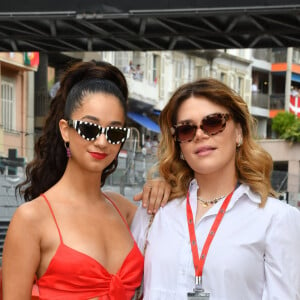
[{"x1": 123, "y1": 61, "x2": 144, "y2": 81}]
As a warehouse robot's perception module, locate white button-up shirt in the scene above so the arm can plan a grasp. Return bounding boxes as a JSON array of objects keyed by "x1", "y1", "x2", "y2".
[{"x1": 131, "y1": 180, "x2": 300, "y2": 300}]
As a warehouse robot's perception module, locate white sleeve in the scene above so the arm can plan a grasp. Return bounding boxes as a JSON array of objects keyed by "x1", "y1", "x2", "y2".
[
  {"x1": 131, "y1": 204, "x2": 151, "y2": 253},
  {"x1": 263, "y1": 205, "x2": 300, "y2": 300}
]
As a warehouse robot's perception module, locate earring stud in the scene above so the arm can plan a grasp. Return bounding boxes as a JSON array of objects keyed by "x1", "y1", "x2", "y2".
[
  {"x1": 236, "y1": 137, "x2": 243, "y2": 148},
  {"x1": 180, "y1": 152, "x2": 185, "y2": 160}
]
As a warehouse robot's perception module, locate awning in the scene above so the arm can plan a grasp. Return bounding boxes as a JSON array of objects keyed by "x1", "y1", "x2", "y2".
[
  {"x1": 152, "y1": 109, "x2": 161, "y2": 116},
  {"x1": 127, "y1": 112, "x2": 160, "y2": 133},
  {"x1": 292, "y1": 73, "x2": 300, "y2": 83}
]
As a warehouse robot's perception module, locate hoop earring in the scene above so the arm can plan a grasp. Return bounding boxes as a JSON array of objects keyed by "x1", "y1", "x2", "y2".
[{"x1": 65, "y1": 142, "x2": 71, "y2": 158}]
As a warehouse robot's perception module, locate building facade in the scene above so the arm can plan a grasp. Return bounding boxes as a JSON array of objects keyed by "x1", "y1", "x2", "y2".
[
  {"x1": 0, "y1": 52, "x2": 37, "y2": 256},
  {"x1": 0, "y1": 52, "x2": 36, "y2": 161}
]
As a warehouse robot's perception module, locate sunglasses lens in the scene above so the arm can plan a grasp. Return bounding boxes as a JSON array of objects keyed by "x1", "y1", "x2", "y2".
[
  {"x1": 176, "y1": 125, "x2": 196, "y2": 142},
  {"x1": 107, "y1": 127, "x2": 128, "y2": 144},
  {"x1": 202, "y1": 114, "x2": 225, "y2": 135},
  {"x1": 78, "y1": 122, "x2": 100, "y2": 140}
]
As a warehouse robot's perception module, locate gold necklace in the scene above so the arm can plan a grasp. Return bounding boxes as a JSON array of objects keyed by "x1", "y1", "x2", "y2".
[{"x1": 197, "y1": 195, "x2": 225, "y2": 207}]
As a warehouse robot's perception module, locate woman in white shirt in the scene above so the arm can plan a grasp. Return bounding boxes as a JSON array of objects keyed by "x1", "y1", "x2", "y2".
[{"x1": 132, "y1": 78, "x2": 300, "y2": 300}]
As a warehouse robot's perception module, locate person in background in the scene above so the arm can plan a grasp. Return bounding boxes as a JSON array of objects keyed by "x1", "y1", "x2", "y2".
[
  {"x1": 151, "y1": 134, "x2": 159, "y2": 155},
  {"x1": 2, "y1": 60, "x2": 170, "y2": 300},
  {"x1": 123, "y1": 60, "x2": 135, "y2": 75},
  {"x1": 133, "y1": 64, "x2": 143, "y2": 81},
  {"x1": 132, "y1": 78, "x2": 300, "y2": 300},
  {"x1": 143, "y1": 135, "x2": 152, "y2": 155},
  {"x1": 291, "y1": 86, "x2": 299, "y2": 97}
]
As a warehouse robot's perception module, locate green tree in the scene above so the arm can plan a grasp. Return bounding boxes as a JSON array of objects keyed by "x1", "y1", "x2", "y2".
[
  {"x1": 271, "y1": 112, "x2": 298, "y2": 137},
  {"x1": 281, "y1": 119, "x2": 300, "y2": 142}
]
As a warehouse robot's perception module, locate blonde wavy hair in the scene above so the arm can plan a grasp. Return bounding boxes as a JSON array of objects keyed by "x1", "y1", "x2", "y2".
[{"x1": 156, "y1": 78, "x2": 277, "y2": 207}]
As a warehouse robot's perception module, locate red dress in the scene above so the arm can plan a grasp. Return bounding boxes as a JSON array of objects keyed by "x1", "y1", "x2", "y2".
[{"x1": 36, "y1": 194, "x2": 144, "y2": 300}]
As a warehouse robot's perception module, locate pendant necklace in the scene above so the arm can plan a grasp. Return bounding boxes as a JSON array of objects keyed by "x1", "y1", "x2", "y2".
[{"x1": 197, "y1": 195, "x2": 225, "y2": 207}]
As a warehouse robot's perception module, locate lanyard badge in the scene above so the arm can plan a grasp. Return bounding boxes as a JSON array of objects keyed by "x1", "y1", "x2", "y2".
[
  {"x1": 187, "y1": 290, "x2": 210, "y2": 300},
  {"x1": 186, "y1": 189, "x2": 234, "y2": 300},
  {"x1": 187, "y1": 277, "x2": 210, "y2": 299}
]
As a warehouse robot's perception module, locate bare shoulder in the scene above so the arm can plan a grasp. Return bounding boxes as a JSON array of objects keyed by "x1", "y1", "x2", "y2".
[
  {"x1": 2, "y1": 197, "x2": 47, "y2": 297},
  {"x1": 103, "y1": 190, "x2": 137, "y2": 212},
  {"x1": 9, "y1": 196, "x2": 48, "y2": 235},
  {"x1": 103, "y1": 191, "x2": 137, "y2": 226}
]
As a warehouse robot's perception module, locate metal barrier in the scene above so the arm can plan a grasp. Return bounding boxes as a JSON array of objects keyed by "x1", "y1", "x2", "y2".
[
  {"x1": 106, "y1": 150, "x2": 158, "y2": 196},
  {"x1": 0, "y1": 221, "x2": 9, "y2": 262}
]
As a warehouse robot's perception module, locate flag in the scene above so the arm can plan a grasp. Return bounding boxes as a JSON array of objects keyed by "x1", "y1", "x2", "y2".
[
  {"x1": 290, "y1": 95, "x2": 300, "y2": 118},
  {"x1": 24, "y1": 52, "x2": 40, "y2": 67}
]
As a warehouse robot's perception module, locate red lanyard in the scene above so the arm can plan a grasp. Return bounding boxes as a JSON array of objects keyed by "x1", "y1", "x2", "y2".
[{"x1": 186, "y1": 189, "x2": 234, "y2": 280}]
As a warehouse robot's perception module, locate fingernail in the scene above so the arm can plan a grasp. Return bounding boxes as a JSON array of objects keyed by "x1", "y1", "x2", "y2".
[
  {"x1": 148, "y1": 210, "x2": 152, "y2": 214},
  {"x1": 143, "y1": 203, "x2": 147, "y2": 208}
]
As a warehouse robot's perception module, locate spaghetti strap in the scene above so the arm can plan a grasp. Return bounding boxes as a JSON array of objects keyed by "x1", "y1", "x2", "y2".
[
  {"x1": 41, "y1": 194, "x2": 63, "y2": 242},
  {"x1": 103, "y1": 193, "x2": 134, "y2": 238}
]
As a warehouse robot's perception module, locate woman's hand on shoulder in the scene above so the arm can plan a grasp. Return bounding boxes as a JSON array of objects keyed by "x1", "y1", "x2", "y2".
[{"x1": 133, "y1": 177, "x2": 171, "y2": 214}]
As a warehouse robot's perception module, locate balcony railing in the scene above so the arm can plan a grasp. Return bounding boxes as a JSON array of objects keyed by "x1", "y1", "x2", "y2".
[
  {"x1": 125, "y1": 75, "x2": 159, "y2": 106},
  {"x1": 251, "y1": 92, "x2": 269, "y2": 109},
  {"x1": 271, "y1": 50, "x2": 287, "y2": 63},
  {"x1": 270, "y1": 94, "x2": 285, "y2": 110}
]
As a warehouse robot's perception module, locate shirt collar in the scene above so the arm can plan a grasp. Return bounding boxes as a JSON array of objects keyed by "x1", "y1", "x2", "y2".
[
  {"x1": 233, "y1": 183, "x2": 262, "y2": 205},
  {"x1": 188, "y1": 179, "x2": 262, "y2": 217}
]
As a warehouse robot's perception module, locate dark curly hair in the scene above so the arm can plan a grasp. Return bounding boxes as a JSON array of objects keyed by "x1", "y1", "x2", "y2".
[{"x1": 16, "y1": 60, "x2": 128, "y2": 201}]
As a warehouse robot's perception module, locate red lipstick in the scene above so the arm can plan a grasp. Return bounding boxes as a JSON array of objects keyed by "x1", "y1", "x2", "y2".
[{"x1": 90, "y1": 152, "x2": 107, "y2": 160}]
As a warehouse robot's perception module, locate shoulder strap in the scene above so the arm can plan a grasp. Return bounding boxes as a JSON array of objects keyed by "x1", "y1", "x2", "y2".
[
  {"x1": 41, "y1": 194, "x2": 63, "y2": 242},
  {"x1": 103, "y1": 193, "x2": 134, "y2": 236}
]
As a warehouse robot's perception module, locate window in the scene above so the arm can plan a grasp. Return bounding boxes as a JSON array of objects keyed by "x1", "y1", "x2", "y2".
[
  {"x1": 152, "y1": 54, "x2": 159, "y2": 83},
  {"x1": 220, "y1": 72, "x2": 227, "y2": 83},
  {"x1": 174, "y1": 59, "x2": 184, "y2": 88},
  {"x1": 159, "y1": 57, "x2": 165, "y2": 98},
  {"x1": 237, "y1": 77, "x2": 244, "y2": 95},
  {"x1": 1, "y1": 79, "x2": 16, "y2": 131},
  {"x1": 195, "y1": 65, "x2": 205, "y2": 79}
]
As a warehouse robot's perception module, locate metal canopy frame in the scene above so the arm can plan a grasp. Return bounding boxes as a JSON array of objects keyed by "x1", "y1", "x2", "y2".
[{"x1": 0, "y1": 3, "x2": 300, "y2": 52}]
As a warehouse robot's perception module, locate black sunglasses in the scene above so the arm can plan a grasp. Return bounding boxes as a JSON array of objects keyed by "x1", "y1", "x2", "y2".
[
  {"x1": 68, "y1": 120, "x2": 130, "y2": 144},
  {"x1": 171, "y1": 113, "x2": 231, "y2": 143}
]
